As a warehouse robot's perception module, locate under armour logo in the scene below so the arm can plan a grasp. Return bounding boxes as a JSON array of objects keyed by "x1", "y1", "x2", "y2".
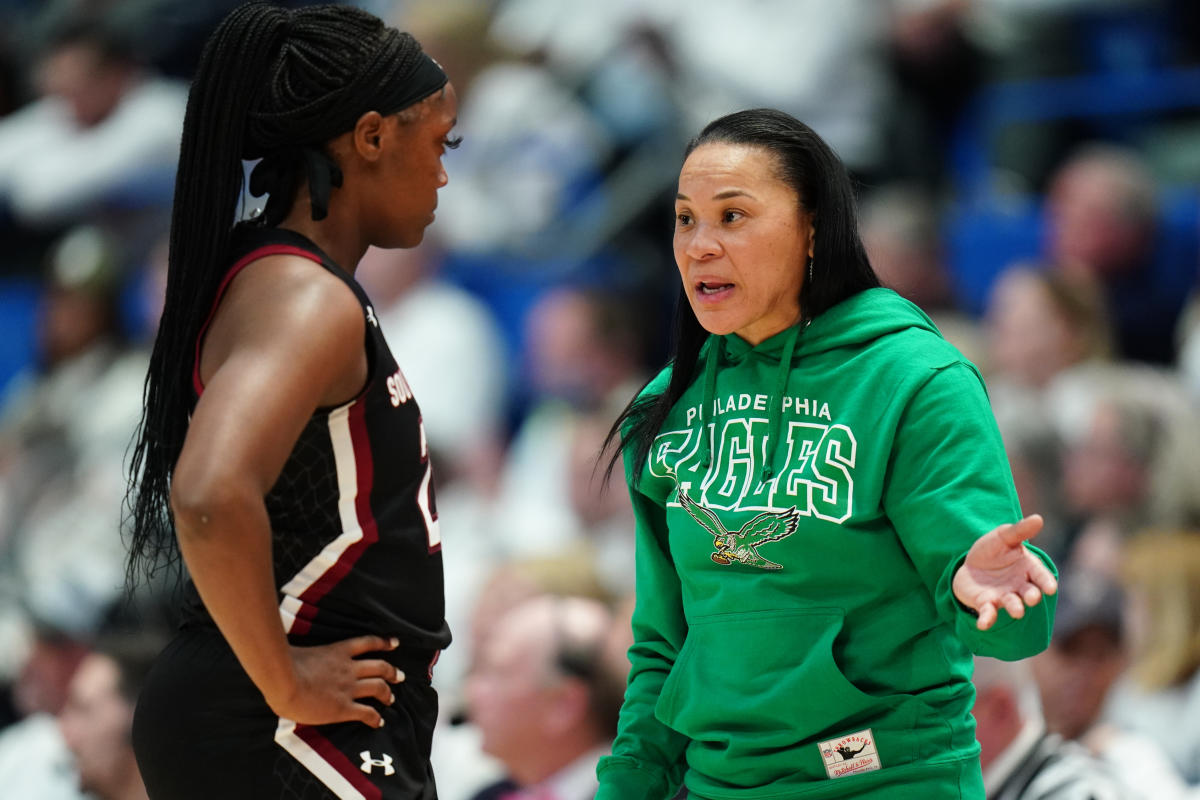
[
  {"x1": 365, "y1": 306, "x2": 379, "y2": 328},
  {"x1": 360, "y1": 751, "x2": 394, "y2": 776}
]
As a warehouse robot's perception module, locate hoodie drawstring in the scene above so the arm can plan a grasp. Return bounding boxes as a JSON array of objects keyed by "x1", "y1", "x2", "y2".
[
  {"x1": 760, "y1": 323, "x2": 800, "y2": 483},
  {"x1": 698, "y1": 323, "x2": 801, "y2": 480},
  {"x1": 699, "y1": 335, "x2": 720, "y2": 470}
]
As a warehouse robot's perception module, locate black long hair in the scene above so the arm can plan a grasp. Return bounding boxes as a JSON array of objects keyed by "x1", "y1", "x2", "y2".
[
  {"x1": 605, "y1": 108, "x2": 881, "y2": 485},
  {"x1": 123, "y1": 2, "x2": 432, "y2": 587}
]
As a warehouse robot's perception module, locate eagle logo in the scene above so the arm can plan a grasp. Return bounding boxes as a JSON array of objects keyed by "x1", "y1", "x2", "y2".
[{"x1": 676, "y1": 487, "x2": 799, "y2": 570}]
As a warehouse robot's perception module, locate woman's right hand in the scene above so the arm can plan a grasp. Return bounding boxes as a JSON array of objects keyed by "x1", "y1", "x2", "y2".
[{"x1": 265, "y1": 635, "x2": 406, "y2": 728}]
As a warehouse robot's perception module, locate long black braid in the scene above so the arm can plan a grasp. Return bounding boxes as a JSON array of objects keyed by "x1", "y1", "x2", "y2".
[{"x1": 124, "y1": 2, "x2": 442, "y2": 588}]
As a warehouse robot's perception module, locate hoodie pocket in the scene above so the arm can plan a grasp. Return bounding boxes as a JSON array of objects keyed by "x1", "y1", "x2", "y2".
[{"x1": 654, "y1": 608, "x2": 897, "y2": 750}]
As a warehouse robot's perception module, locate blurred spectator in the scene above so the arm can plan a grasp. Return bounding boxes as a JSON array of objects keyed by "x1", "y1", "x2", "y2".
[
  {"x1": 1032, "y1": 567, "x2": 1127, "y2": 742},
  {"x1": 0, "y1": 607, "x2": 165, "y2": 800},
  {"x1": 464, "y1": 594, "x2": 620, "y2": 800},
  {"x1": 0, "y1": 224, "x2": 145, "y2": 703},
  {"x1": 11, "y1": 619, "x2": 91, "y2": 721},
  {"x1": 1031, "y1": 567, "x2": 1191, "y2": 796},
  {"x1": 884, "y1": 0, "x2": 984, "y2": 188},
  {"x1": 475, "y1": 0, "x2": 895, "y2": 265},
  {"x1": 861, "y1": 183, "x2": 957, "y2": 315},
  {"x1": 973, "y1": 655, "x2": 1132, "y2": 799},
  {"x1": 1104, "y1": 531, "x2": 1200, "y2": 785},
  {"x1": 355, "y1": 241, "x2": 509, "y2": 493},
  {"x1": 0, "y1": 223, "x2": 140, "y2": 470},
  {"x1": 1052, "y1": 368, "x2": 1200, "y2": 573},
  {"x1": 859, "y1": 182, "x2": 986, "y2": 362},
  {"x1": 646, "y1": 0, "x2": 892, "y2": 177},
  {"x1": 462, "y1": 555, "x2": 612, "y2": 697},
  {"x1": 0, "y1": 14, "x2": 185, "y2": 237},
  {"x1": 985, "y1": 264, "x2": 1112, "y2": 392},
  {"x1": 564, "y1": 406, "x2": 637, "y2": 597},
  {"x1": 431, "y1": 555, "x2": 612, "y2": 800},
  {"x1": 430, "y1": 34, "x2": 612, "y2": 254},
  {"x1": 995, "y1": 406, "x2": 1071, "y2": 565},
  {"x1": 978, "y1": 262, "x2": 1113, "y2": 562},
  {"x1": 1045, "y1": 143, "x2": 1193, "y2": 364},
  {"x1": 490, "y1": 286, "x2": 648, "y2": 557},
  {"x1": 58, "y1": 631, "x2": 162, "y2": 800},
  {"x1": 0, "y1": 617, "x2": 92, "y2": 800}
]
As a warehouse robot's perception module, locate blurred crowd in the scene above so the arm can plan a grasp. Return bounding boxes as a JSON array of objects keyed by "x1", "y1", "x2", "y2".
[{"x1": 0, "y1": 0, "x2": 1198, "y2": 798}]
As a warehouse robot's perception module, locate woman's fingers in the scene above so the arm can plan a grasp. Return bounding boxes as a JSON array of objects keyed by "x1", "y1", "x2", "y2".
[
  {"x1": 976, "y1": 602, "x2": 997, "y2": 631},
  {"x1": 354, "y1": 677, "x2": 394, "y2": 706},
  {"x1": 1001, "y1": 592, "x2": 1026, "y2": 621},
  {"x1": 1021, "y1": 582, "x2": 1043, "y2": 608},
  {"x1": 355, "y1": 658, "x2": 405, "y2": 684},
  {"x1": 1029, "y1": 559, "x2": 1059, "y2": 596},
  {"x1": 283, "y1": 641, "x2": 407, "y2": 729},
  {"x1": 996, "y1": 514, "x2": 1044, "y2": 548},
  {"x1": 347, "y1": 702, "x2": 385, "y2": 729},
  {"x1": 345, "y1": 635, "x2": 399, "y2": 656}
]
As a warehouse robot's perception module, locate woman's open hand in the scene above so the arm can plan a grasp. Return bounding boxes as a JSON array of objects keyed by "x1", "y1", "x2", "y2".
[
  {"x1": 264, "y1": 635, "x2": 406, "y2": 728},
  {"x1": 952, "y1": 515, "x2": 1058, "y2": 631}
]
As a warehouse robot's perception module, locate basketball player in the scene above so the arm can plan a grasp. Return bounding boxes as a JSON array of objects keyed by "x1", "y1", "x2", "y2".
[{"x1": 123, "y1": 4, "x2": 458, "y2": 797}]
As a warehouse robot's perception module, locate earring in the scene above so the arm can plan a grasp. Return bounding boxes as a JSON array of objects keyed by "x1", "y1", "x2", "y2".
[{"x1": 807, "y1": 256, "x2": 814, "y2": 284}]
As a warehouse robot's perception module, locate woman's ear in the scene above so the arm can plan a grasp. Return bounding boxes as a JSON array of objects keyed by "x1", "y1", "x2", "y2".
[
  {"x1": 807, "y1": 215, "x2": 817, "y2": 259},
  {"x1": 352, "y1": 110, "x2": 386, "y2": 161}
]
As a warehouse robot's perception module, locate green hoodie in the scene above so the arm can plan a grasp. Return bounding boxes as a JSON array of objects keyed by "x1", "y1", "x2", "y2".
[{"x1": 596, "y1": 288, "x2": 1056, "y2": 800}]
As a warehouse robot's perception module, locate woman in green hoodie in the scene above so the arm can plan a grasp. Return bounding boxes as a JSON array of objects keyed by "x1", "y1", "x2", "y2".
[{"x1": 597, "y1": 109, "x2": 1059, "y2": 800}]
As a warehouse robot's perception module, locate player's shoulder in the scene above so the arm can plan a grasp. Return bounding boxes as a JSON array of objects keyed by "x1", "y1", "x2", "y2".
[{"x1": 219, "y1": 251, "x2": 364, "y2": 354}]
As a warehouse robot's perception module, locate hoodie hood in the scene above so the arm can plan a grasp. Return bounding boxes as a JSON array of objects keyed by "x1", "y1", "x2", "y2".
[
  {"x1": 718, "y1": 287, "x2": 943, "y2": 363},
  {"x1": 696, "y1": 288, "x2": 943, "y2": 480}
]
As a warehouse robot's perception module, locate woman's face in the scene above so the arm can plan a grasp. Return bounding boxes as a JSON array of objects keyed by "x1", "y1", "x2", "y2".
[
  {"x1": 673, "y1": 142, "x2": 814, "y2": 346},
  {"x1": 379, "y1": 83, "x2": 459, "y2": 248}
]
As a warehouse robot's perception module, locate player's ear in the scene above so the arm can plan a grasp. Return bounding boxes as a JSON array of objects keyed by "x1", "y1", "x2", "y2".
[{"x1": 352, "y1": 111, "x2": 386, "y2": 161}]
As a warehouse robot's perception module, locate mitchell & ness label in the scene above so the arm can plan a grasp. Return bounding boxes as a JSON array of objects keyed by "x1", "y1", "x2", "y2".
[{"x1": 818, "y1": 728, "x2": 881, "y2": 779}]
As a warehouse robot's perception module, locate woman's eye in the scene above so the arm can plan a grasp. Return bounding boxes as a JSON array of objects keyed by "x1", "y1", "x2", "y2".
[
  {"x1": 723, "y1": 210, "x2": 743, "y2": 223},
  {"x1": 442, "y1": 134, "x2": 463, "y2": 150},
  {"x1": 676, "y1": 212, "x2": 692, "y2": 227}
]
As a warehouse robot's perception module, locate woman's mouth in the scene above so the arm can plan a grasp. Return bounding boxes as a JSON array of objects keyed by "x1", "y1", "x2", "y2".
[{"x1": 696, "y1": 281, "x2": 735, "y2": 301}]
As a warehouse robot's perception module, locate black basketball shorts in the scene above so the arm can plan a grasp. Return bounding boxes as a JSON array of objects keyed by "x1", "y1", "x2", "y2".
[{"x1": 133, "y1": 626, "x2": 440, "y2": 800}]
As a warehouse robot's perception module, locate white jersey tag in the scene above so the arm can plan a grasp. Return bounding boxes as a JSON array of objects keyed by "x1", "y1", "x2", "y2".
[{"x1": 818, "y1": 728, "x2": 882, "y2": 779}]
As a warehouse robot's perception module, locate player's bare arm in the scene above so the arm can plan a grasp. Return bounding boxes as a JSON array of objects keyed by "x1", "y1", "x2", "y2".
[{"x1": 170, "y1": 254, "x2": 401, "y2": 728}]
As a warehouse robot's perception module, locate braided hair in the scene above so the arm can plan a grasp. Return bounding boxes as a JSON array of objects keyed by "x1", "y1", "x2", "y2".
[{"x1": 125, "y1": 2, "x2": 444, "y2": 587}]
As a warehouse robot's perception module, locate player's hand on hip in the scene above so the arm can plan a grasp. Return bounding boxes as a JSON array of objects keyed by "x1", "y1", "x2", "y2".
[
  {"x1": 952, "y1": 514, "x2": 1058, "y2": 631},
  {"x1": 266, "y1": 635, "x2": 406, "y2": 727}
]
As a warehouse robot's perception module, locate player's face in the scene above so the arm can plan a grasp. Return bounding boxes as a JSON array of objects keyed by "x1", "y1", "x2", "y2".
[
  {"x1": 380, "y1": 83, "x2": 459, "y2": 248},
  {"x1": 674, "y1": 143, "x2": 815, "y2": 346}
]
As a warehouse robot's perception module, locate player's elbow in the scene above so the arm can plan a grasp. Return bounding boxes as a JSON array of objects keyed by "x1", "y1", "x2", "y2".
[{"x1": 169, "y1": 468, "x2": 256, "y2": 542}]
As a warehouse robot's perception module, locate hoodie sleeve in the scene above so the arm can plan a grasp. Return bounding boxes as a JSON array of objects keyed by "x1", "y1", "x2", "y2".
[
  {"x1": 596, "y1": 452, "x2": 689, "y2": 800},
  {"x1": 882, "y1": 362, "x2": 1057, "y2": 661}
]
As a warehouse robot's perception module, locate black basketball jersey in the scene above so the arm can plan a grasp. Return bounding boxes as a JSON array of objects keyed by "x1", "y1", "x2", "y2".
[{"x1": 181, "y1": 226, "x2": 451, "y2": 659}]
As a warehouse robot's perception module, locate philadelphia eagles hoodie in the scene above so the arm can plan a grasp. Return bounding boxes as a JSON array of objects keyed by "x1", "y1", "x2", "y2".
[{"x1": 595, "y1": 288, "x2": 1057, "y2": 800}]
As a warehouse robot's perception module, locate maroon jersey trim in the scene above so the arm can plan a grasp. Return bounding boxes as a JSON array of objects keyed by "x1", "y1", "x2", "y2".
[{"x1": 192, "y1": 244, "x2": 323, "y2": 396}]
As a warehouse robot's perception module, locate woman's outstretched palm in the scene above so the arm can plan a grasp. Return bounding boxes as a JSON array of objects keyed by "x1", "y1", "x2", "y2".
[{"x1": 953, "y1": 514, "x2": 1058, "y2": 631}]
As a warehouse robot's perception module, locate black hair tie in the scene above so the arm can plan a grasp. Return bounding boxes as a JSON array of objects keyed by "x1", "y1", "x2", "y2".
[{"x1": 248, "y1": 146, "x2": 344, "y2": 223}]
